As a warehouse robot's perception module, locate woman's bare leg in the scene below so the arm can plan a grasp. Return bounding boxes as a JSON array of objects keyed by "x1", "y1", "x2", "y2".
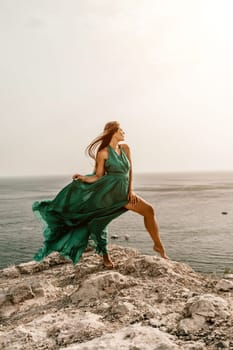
[
  {"x1": 125, "y1": 196, "x2": 168, "y2": 259},
  {"x1": 103, "y1": 253, "x2": 114, "y2": 268}
]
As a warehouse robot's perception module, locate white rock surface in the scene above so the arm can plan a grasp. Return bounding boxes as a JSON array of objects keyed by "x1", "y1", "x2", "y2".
[
  {"x1": 0, "y1": 245, "x2": 232, "y2": 350},
  {"x1": 61, "y1": 324, "x2": 181, "y2": 350},
  {"x1": 71, "y1": 270, "x2": 136, "y2": 306}
]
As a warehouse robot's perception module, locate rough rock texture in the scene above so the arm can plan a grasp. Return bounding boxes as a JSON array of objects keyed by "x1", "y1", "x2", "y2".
[
  {"x1": 62, "y1": 325, "x2": 182, "y2": 350},
  {"x1": 0, "y1": 245, "x2": 232, "y2": 350}
]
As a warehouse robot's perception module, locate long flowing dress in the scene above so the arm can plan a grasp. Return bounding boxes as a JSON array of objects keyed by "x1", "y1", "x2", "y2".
[{"x1": 32, "y1": 145, "x2": 130, "y2": 264}]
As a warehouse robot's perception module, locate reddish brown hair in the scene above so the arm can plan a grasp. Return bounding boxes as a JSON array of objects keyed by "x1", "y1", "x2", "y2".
[{"x1": 86, "y1": 121, "x2": 120, "y2": 160}]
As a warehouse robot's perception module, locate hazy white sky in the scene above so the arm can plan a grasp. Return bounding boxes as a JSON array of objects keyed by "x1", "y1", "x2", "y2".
[{"x1": 1, "y1": 0, "x2": 233, "y2": 176}]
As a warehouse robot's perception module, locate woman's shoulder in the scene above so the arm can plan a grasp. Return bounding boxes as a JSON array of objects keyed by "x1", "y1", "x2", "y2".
[
  {"x1": 120, "y1": 143, "x2": 130, "y2": 151},
  {"x1": 97, "y1": 147, "x2": 108, "y2": 159}
]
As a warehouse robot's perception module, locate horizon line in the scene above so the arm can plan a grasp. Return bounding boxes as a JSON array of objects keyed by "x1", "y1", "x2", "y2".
[{"x1": 1, "y1": 169, "x2": 233, "y2": 178}]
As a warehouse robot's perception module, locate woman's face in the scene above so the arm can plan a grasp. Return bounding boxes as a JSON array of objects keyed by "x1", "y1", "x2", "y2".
[{"x1": 115, "y1": 127, "x2": 125, "y2": 141}]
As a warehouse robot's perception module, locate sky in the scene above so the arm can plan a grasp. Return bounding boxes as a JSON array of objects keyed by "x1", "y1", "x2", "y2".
[{"x1": 1, "y1": 0, "x2": 233, "y2": 176}]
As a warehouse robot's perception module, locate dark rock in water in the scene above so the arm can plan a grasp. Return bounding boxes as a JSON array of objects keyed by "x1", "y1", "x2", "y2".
[
  {"x1": 221, "y1": 212, "x2": 228, "y2": 215},
  {"x1": 111, "y1": 235, "x2": 119, "y2": 239}
]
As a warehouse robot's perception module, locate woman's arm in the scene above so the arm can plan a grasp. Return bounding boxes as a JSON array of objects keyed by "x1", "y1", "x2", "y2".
[
  {"x1": 121, "y1": 144, "x2": 138, "y2": 205},
  {"x1": 72, "y1": 149, "x2": 107, "y2": 183}
]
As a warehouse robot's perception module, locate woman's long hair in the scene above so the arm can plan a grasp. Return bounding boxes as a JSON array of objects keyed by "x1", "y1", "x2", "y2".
[{"x1": 86, "y1": 121, "x2": 119, "y2": 160}]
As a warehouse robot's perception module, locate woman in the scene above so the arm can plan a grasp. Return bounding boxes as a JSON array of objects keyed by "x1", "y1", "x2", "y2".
[{"x1": 33, "y1": 121, "x2": 168, "y2": 268}]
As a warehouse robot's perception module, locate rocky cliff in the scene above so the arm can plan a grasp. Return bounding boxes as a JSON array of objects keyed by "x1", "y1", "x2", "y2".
[{"x1": 0, "y1": 245, "x2": 233, "y2": 350}]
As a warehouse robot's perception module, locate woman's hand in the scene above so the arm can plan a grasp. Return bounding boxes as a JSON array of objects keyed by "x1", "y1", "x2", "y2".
[
  {"x1": 72, "y1": 150, "x2": 106, "y2": 184},
  {"x1": 128, "y1": 190, "x2": 138, "y2": 206},
  {"x1": 72, "y1": 173, "x2": 86, "y2": 182}
]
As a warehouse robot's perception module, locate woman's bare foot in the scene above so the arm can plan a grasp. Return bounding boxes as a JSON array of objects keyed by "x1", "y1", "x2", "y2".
[
  {"x1": 153, "y1": 245, "x2": 169, "y2": 259},
  {"x1": 103, "y1": 254, "x2": 114, "y2": 269}
]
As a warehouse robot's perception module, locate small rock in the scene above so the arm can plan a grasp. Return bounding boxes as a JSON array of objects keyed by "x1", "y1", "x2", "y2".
[
  {"x1": 223, "y1": 273, "x2": 233, "y2": 280},
  {"x1": 184, "y1": 294, "x2": 230, "y2": 319},
  {"x1": 96, "y1": 302, "x2": 110, "y2": 312},
  {"x1": 7, "y1": 283, "x2": 35, "y2": 304},
  {"x1": 149, "y1": 318, "x2": 160, "y2": 327},
  {"x1": 111, "y1": 301, "x2": 136, "y2": 316},
  {"x1": 7, "y1": 281, "x2": 43, "y2": 304},
  {"x1": 184, "y1": 341, "x2": 206, "y2": 350},
  {"x1": 0, "y1": 265, "x2": 20, "y2": 279},
  {"x1": 179, "y1": 314, "x2": 206, "y2": 333},
  {"x1": 216, "y1": 279, "x2": 233, "y2": 292},
  {"x1": 179, "y1": 294, "x2": 230, "y2": 333},
  {"x1": 214, "y1": 340, "x2": 230, "y2": 349}
]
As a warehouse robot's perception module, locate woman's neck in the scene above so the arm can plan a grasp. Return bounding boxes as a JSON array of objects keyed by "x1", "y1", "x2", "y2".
[{"x1": 109, "y1": 140, "x2": 119, "y2": 150}]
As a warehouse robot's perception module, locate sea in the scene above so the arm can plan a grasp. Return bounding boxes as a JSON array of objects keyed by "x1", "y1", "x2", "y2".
[{"x1": 0, "y1": 172, "x2": 232, "y2": 274}]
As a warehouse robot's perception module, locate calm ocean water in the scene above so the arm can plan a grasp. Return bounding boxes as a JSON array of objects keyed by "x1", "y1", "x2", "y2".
[{"x1": 0, "y1": 172, "x2": 232, "y2": 274}]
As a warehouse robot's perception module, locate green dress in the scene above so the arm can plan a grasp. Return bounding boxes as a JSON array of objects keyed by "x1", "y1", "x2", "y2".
[{"x1": 32, "y1": 145, "x2": 130, "y2": 264}]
